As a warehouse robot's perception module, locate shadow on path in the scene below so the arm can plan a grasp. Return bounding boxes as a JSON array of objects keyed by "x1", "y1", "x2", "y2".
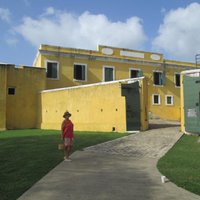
[{"x1": 149, "y1": 119, "x2": 180, "y2": 130}]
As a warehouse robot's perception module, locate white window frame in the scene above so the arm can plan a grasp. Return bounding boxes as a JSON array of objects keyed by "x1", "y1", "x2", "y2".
[
  {"x1": 152, "y1": 94, "x2": 161, "y2": 105},
  {"x1": 153, "y1": 70, "x2": 164, "y2": 87},
  {"x1": 129, "y1": 68, "x2": 141, "y2": 78},
  {"x1": 73, "y1": 63, "x2": 87, "y2": 82},
  {"x1": 45, "y1": 60, "x2": 59, "y2": 80},
  {"x1": 102, "y1": 66, "x2": 115, "y2": 82},
  {"x1": 174, "y1": 73, "x2": 180, "y2": 88},
  {"x1": 165, "y1": 95, "x2": 174, "y2": 106}
]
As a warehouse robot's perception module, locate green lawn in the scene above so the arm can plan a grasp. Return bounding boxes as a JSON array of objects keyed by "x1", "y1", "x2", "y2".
[
  {"x1": 0, "y1": 129, "x2": 128, "y2": 200},
  {"x1": 157, "y1": 134, "x2": 200, "y2": 196}
]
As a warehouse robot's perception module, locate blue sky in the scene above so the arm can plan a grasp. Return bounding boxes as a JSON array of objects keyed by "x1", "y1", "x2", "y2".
[{"x1": 0, "y1": 0, "x2": 200, "y2": 66}]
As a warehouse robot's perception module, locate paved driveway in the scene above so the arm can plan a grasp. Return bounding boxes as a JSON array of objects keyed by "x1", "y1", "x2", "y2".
[{"x1": 18, "y1": 121, "x2": 200, "y2": 200}]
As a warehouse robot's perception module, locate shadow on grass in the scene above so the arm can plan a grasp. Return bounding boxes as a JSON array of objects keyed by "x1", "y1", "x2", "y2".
[
  {"x1": 0, "y1": 134, "x2": 63, "y2": 200},
  {"x1": 0, "y1": 130, "x2": 128, "y2": 200}
]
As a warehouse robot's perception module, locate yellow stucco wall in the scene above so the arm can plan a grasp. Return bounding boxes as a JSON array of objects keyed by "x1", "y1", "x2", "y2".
[
  {"x1": 0, "y1": 65, "x2": 7, "y2": 130},
  {"x1": 39, "y1": 78, "x2": 148, "y2": 132},
  {"x1": 33, "y1": 44, "x2": 197, "y2": 121},
  {"x1": 6, "y1": 65, "x2": 46, "y2": 129},
  {"x1": 147, "y1": 66, "x2": 183, "y2": 120}
]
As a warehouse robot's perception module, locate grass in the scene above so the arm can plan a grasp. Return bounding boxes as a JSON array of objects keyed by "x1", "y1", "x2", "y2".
[
  {"x1": 157, "y1": 134, "x2": 200, "y2": 195},
  {"x1": 0, "y1": 129, "x2": 128, "y2": 200}
]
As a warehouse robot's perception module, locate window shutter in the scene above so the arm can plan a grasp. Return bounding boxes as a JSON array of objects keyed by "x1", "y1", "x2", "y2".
[
  {"x1": 74, "y1": 65, "x2": 77, "y2": 79},
  {"x1": 162, "y1": 72, "x2": 166, "y2": 85},
  {"x1": 81, "y1": 65, "x2": 85, "y2": 80},
  {"x1": 139, "y1": 70, "x2": 143, "y2": 77}
]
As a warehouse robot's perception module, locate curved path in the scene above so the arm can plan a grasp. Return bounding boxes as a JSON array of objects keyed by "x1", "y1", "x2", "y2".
[{"x1": 18, "y1": 121, "x2": 200, "y2": 200}]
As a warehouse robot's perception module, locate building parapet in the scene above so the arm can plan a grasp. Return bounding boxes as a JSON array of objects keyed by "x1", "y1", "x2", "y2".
[
  {"x1": 38, "y1": 44, "x2": 196, "y2": 70},
  {"x1": 41, "y1": 77, "x2": 144, "y2": 93}
]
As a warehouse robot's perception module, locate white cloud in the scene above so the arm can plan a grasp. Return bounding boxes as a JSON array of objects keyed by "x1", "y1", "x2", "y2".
[
  {"x1": 153, "y1": 3, "x2": 200, "y2": 61},
  {"x1": 0, "y1": 8, "x2": 11, "y2": 22},
  {"x1": 41, "y1": 7, "x2": 55, "y2": 16},
  {"x1": 14, "y1": 8, "x2": 147, "y2": 50}
]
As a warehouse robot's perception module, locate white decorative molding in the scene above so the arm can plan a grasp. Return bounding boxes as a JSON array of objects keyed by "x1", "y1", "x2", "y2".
[
  {"x1": 150, "y1": 54, "x2": 161, "y2": 61},
  {"x1": 187, "y1": 72, "x2": 200, "y2": 77},
  {"x1": 101, "y1": 48, "x2": 114, "y2": 55},
  {"x1": 181, "y1": 69, "x2": 200, "y2": 75},
  {"x1": 120, "y1": 50, "x2": 144, "y2": 58}
]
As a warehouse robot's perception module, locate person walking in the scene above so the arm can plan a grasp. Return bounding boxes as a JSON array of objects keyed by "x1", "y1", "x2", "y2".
[{"x1": 61, "y1": 111, "x2": 74, "y2": 161}]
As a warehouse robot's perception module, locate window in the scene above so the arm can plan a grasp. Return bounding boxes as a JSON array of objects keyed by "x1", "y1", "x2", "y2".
[
  {"x1": 153, "y1": 71, "x2": 164, "y2": 86},
  {"x1": 175, "y1": 73, "x2": 180, "y2": 87},
  {"x1": 165, "y1": 95, "x2": 174, "y2": 105},
  {"x1": 103, "y1": 66, "x2": 115, "y2": 82},
  {"x1": 130, "y1": 69, "x2": 143, "y2": 78},
  {"x1": 152, "y1": 94, "x2": 160, "y2": 105},
  {"x1": 74, "y1": 63, "x2": 87, "y2": 81},
  {"x1": 46, "y1": 61, "x2": 59, "y2": 79},
  {"x1": 8, "y1": 87, "x2": 15, "y2": 95}
]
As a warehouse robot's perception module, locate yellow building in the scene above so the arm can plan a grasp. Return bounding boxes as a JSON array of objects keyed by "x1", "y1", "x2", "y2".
[
  {"x1": 34, "y1": 44, "x2": 197, "y2": 121},
  {"x1": 39, "y1": 77, "x2": 148, "y2": 132},
  {"x1": 1, "y1": 44, "x2": 198, "y2": 131},
  {"x1": 0, "y1": 64, "x2": 46, "y2": 130},
  {"x1": 0, "y1": 63, "x2": 148, "y2": 132}
]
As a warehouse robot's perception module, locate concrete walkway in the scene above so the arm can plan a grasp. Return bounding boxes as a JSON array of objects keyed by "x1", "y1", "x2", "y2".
[{"x1": 18, "y1": 121, "x2": 200, "y2": 200}]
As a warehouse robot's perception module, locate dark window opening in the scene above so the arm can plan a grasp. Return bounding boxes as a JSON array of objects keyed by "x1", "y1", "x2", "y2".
[
  {"x1": 74, "y1": 64, "x2": 86, "y2": 81},
  {"x1": 153, "y1": 95, "x2": 160, "y2": 104},
  {"x1": 130, "y1": 70, "x2": 139, "y2": 78},
  {"x1": 175, "y1": 74, "x2": 180, "y2": 87},
  {"x1": 166, "y1": 96, "x2": 172, "y2": 105},
  {"x1": 8, "y1": 87, "x2": 15, "y2": 95},
  {"x1": 104, "y1": 67, "x2": 114, "y2": 82},
  {"x1": 153, "y1": 72, "x2": 163, "y2": 85},
  {"x1": 47, "y1": 62, "x2": 58, "y2": 79}
]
